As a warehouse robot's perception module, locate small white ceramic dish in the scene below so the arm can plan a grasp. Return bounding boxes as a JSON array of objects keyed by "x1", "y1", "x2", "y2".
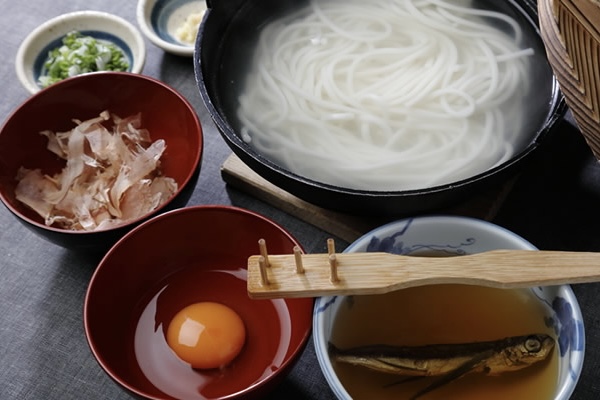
[
  {"x1": 313, "y1": 215, "x2": 584, "y2": 400},
  {"x1": 137, "y1": 0, "x2": 207, "y2": 57},
  {"x1": 15, "y1": 10, "x2": 146, "y2": 94}
]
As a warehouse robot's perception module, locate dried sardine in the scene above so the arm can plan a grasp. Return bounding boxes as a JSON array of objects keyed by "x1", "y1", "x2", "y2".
[{"x1": 329, "y1": 333, "x2": 555, "y2": 399}]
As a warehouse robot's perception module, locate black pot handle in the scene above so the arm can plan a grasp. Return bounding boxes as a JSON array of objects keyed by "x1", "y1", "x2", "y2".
[{"x1": 206, "y1": 0, "x2": 248, "y2": 13}]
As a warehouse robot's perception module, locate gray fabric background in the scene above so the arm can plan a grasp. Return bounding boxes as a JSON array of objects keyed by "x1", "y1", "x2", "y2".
[{"x1": 1, "y1": 1, "x2": 599, "y2": 399}]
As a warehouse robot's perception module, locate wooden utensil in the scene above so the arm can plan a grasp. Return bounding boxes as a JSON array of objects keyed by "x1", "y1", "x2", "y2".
[
  {"x1": 539, "y1": 0, "x2": 600, "y2": 158},
  {"x1": 247, "y1": 241, "x2": 600, "y2": 299}
]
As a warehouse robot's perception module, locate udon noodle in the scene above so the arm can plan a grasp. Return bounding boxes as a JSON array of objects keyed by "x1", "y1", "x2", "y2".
[{"x1": 237, "y1": 0, "x2": 533, "y2": 191}]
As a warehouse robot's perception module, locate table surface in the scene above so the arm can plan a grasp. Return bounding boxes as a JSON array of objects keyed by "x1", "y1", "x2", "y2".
[{"x1": 2, "y1": 1, "x2": 600, "y2": 399}]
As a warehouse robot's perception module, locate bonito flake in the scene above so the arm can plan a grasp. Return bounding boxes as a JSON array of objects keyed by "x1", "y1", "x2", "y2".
[{"x1": 15, "y1": 111, "x2": 178, "y2": 231}]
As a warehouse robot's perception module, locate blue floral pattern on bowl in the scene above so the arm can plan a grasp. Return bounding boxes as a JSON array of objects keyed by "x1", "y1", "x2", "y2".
[
  {"x1": 366, "y1": 230, "x2": 476, "y2": 256},
  {"x1": 314, "y1": 216, "x2": 584, "y2": 400},
  {"x1": 550, "y1": 297, "x2": 585, "y2": 358},
  {"x1": 531, "y1": 286, "x2": 586, "y2": 386}
]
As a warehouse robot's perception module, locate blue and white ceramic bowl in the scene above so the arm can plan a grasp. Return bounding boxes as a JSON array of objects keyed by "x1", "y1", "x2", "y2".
[
  {"x1": 137, "y1": 0, "x2": 207, "y2": 57},
  {"x1": 15, "y1": 11, "x2": 146, "y2": 94},
  {"x1": 313, "y1": 215, "x2": 584, "y2": 400}
]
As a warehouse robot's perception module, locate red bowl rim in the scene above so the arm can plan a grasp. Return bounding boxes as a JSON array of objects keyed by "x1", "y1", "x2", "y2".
[
  {"x1": 0, "y1": 72, "x2": 203, "y2": 236},
  {"x1": 83, "y1": 204, "x2": 314, "y2": 399}
]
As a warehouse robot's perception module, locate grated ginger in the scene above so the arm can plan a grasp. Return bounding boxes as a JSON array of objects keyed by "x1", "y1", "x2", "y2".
[{"x1": 175, "y1": 12, "x2": 204, "y2": 44}]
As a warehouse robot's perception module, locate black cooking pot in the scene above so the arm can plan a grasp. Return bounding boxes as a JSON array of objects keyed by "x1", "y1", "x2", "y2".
[{"x1": 194, "y1": 0, "x2": 566, "y2": 216}]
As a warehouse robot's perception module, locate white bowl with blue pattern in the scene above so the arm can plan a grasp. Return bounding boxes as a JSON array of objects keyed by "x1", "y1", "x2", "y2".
[
  {"x1": 313, "y1": 215, "x2": 584, "y2": 399},
  {"x1": 15, "y1": 11, "x2": 146, "y2": 94},
  {"x1": 137, "y1": 0, "x2": 207, "y2": 57}
]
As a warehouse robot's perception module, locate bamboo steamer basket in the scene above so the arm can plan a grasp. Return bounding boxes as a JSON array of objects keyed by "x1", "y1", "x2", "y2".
[{"x1": 539, "y1": 0, "x2": 600, "y2": 158}]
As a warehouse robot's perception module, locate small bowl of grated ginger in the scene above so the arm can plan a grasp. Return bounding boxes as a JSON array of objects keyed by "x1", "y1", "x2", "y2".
[
  {"x1": 137, "y1": 0, "x2": 207, "y2": 57},
  {"x1": 0, "y1": 72, "x2": 203, "y2": 253}
]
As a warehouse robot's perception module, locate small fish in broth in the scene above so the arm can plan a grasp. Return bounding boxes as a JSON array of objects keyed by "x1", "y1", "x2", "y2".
[{"x1": 329, "y1": 333, "x2": 555, "y2": 399}]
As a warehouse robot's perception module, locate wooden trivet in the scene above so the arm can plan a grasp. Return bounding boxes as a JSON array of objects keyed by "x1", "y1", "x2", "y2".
[{"x1": 221, "y1": 153, "x2": 515, "y2": 243}]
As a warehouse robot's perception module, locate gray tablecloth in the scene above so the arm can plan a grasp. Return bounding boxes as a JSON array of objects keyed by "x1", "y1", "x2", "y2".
[{"x1": 1, "y1": 1, "x2": 599, "y2": 399}]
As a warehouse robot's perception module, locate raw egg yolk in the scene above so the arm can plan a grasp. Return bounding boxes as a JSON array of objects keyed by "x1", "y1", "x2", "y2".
[{"x1": 166, "y1": 302, "x2": 246, "y2": 369}]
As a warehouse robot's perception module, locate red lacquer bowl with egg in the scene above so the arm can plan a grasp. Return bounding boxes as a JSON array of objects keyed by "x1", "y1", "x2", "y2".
[{"x1": 83, "y1": 205, "x2": 314, "y2": 400}]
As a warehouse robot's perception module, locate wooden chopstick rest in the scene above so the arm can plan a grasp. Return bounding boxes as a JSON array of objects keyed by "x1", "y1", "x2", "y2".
[{"x1": 247, "y1": 239, "x2": 600, "y2": 299}]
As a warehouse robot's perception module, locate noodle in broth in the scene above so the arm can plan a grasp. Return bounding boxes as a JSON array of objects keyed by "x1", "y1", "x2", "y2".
[{"x1": 237, "y1": 0, "x2": 533, "y2": 191}]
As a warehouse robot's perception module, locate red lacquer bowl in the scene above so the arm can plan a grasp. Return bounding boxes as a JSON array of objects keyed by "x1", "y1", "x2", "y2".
[
  {"x1": 84, "y1": 205, "x2": 314, "y2": 400},
  {"x1": 0, "y1": 72, "x2": 202, "y2": 252}
]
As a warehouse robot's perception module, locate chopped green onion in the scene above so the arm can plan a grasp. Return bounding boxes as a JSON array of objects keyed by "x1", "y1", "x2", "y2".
[{"x1": 38, "y1": 31, "x2": 130, "y2": 88}]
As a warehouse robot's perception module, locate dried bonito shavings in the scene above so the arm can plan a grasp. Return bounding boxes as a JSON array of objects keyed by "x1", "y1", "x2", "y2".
[{"x1": 15, "y1": 111, "x2": 178, "y2": 231}]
